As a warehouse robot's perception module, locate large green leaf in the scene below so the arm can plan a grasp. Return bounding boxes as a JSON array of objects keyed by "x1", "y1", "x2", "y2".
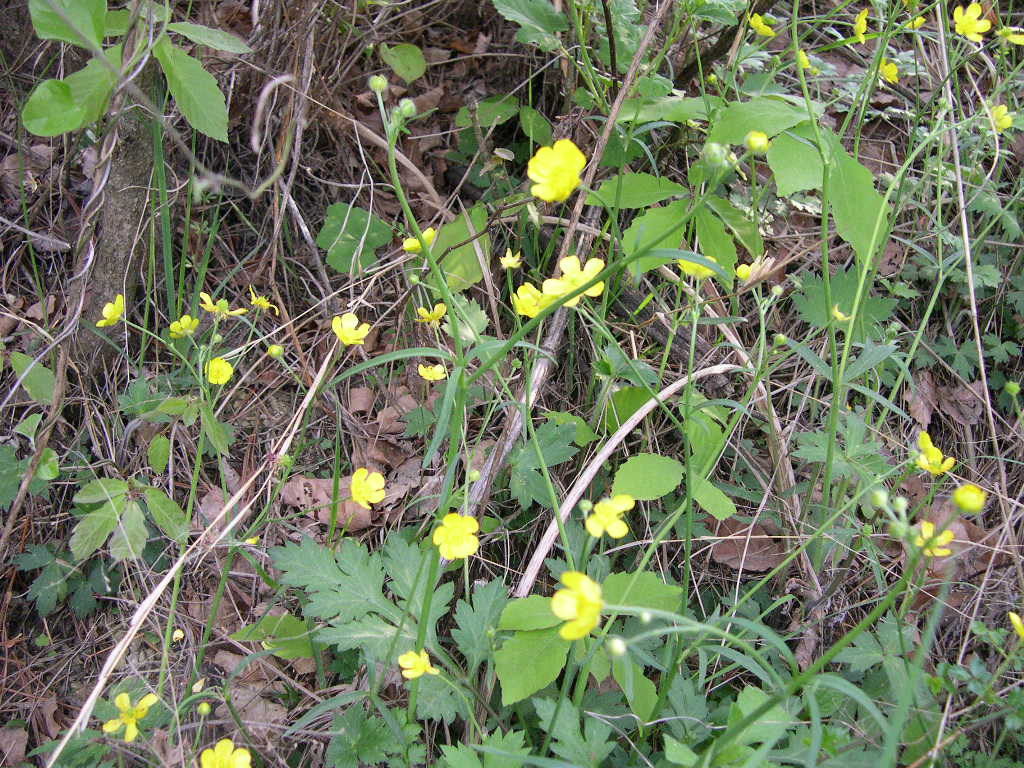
[
  {"x1": 612, "y1": 453, "x2": 684, "y2": 500},
  {"x1": 690, "y1": 476, "x2": 736, "y2": 521},
  {"x1": 70, "y1": 496, "x2": 125, "y2": 560},
  {"x1": 825, "y1": 131, "x2": 890, "y2": 267},
  {"x1": 704, "y1": 195, "x2": 763, "y2": 258},
  {"x1": 379, "y1": 42, "x2": 426, "y2": 83},
  {"x1": 586, "y1": 172, "x2": 686, "y2": 209},
  {"x1": 316, "y1": 202, "x2": 393, "y2": 273},
  {"x1": 29, "y1": 0, "x2": 105, "y2": 49},
  {"x1": 491, "y1": 0, "x2": 567, "y2": 51},
  {"x1": 518, "y1": 104, "x2": 553, "y2": 145},
  {"x1": 455, "y1": 95, "x2": 520, "y2": 129},
  {"x1": 231, "y1": 613, "x2": 315, "y2": 659},
  {"x1": 498, "y1": 595, "x2": 561, "y2": 631},
  {"x1": 22, "y1": 80, "x2": 86, "y2": 136},
  {"x1": 766, "y1": 121, "x2": 823, "y2": 196},
  {"x1": 621, "y1": 199, "x2": 690, "y2": 276},
  {"x1": 109, "y1": 500, "x2": 148, "y2": 560},
  {"x1": 167, "y1": 22, "x2": 252, "y2": 53},
  {"x1": 707, "y1": 97, "x2": 816, "y2": 145},
  {"x1": 494, "y1": 627, "x2": 570, "y2": 705},
  {"x1": 73, "y1": 478, "x2": 130, "y2": 505},
  {"x1": 9, "y1": 352, "x2": 57, "y2": 405},
  {"x1": 153, "y1": 36, "x2": 229, "y2": 142},
  {"x1": 694, "y1": 203, "x2": 737, "y2": 288},
  {"x1": 434, "y1": 205, "x2": 489, "y2": 291},
  {"x1": 64, "y1": 46, "x2": 121, "y2": 126},
  {"x1": 617, "y1": 95, "x2": 722, "y2": 124},
  {"x1": 603, "y1": 571, "x2": 682, "y2": 612},
  {"x1": 143, "y1": 486, "x2": 188, "y2": 542}
]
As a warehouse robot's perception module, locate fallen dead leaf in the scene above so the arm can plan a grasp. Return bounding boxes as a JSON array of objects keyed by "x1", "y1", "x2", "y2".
[
  {"x1": 709, "y1": 517, "x2": 788, "y2": 572},
  {"x1": 280, "y1": 475, "x2": 375, "y2": 531},
  {"x1": 215, "y1": 682, "x2": 287, "y2": 739},
  {"x1": 348, "y1": 386, "x2": 375, "y2": 413},
  {"x1": 0, "y1": 727, "x2": 28, "y2": 764},
  {"x1": 905, "y1": 371, "x2": 937, "y2": 429},
  {"x1": 195, "y1": 487, "x2": 249, "y2": 537},
  {"x1": 35, "y1": 698, "x2": 61, "y2": 740},
  {"x1": 936, "y1": 382, "x2": 983, "y2": 426}
]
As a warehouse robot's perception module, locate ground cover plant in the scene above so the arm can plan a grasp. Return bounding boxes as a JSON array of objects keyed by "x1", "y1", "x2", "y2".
[{"x1": 2, "y1": 0, "x2": 1024, "y2": 766}]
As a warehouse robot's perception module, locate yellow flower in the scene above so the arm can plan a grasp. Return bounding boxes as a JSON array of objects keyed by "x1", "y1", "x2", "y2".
[
  {"x1": 997, "y1": 26, "x2": 1024, "y2": 44},
  {"x1": 953, "y1": 3, "x2": 991, "y2": 41},
  {"x1": 432, "y1": 512, "x2": 480, "y2": 560},
  {"x1": 749, "y1": 13, "x2": 776, "y2": 37},
  {"x1": 797, "y1": 49, "x2": 820, "y2": 74},
  {"x1": 915, "y1": 431, "x2": 955, "y2": 475},
  {"x1": 551, "y1": 571, "x2": 603, "y2": 640},
  {"x1": 350, "y1": 467, "x2": 386, "y2": 509},
  {"x1": 500, "y1": 249, "x2": 523, "y2": 269},
  {"x1": 678, "y1": 253, "x2": 717, "y2": 280},
  {"x1": 541, "y1": 256, "x2": 605, "y2": 306},
  {"x1": 736, "y1": 264, "x2": 752, "y2": 281},
  {"x1": 952, "y1": 483, "x2": 987, "y2": 513},
  {"x1": 585, "y1": 494, "x2": 635, "y2": 539},
  {"x1": 403, "y1": 227, "x2": 437, "y2": 253},
  {"x1": 266, "y1": 344, "x2": 284, "y2": 358},
  {"x1": 398, "y1": 649, "x2": 439, "y2": 679},
  {"x1": 914, "y1": 520, "x2": 954, "y2": 557},
  {"x1": 908, "y1": 15, "x2": 926, "y2": 29},
  {"x1": 332, "y1": 313, "x2": 371, "y2": 345},
  {"x1": 831, "y1": 304, "x2": 852, "y2": 322},
  {"x1": 879, "y1": 57, "x2": 899, "y2": 84},
  {"x1": 102, "y1": 692, "x2": 158, "y2": 743},
  {"x1": 244, "y1": 536, "x2": 259, "y2": 545},
  {"x1": 512, "y1": 282, "x2": 557, "y2": 318},
  {"x1": 853, "y1": 8, "x2": 870, "y2": 43},
  {"x1": 205, "y1": 357, "x2": 233, "y2": 385},
  {"x1": 199, "y1": 292, "x2": 247, "y2": 318},
  {"x1": 418, "y1": 363, "x2": 447, "y2": 381},
  {"x1": 991, "y1": 104, "x2": 1015, "y2": 133},
  {"x1": 248, "y1": 286, "x2": 279, "y2": 315},
  {"x1": 527, "y1": 139, "x2": 587, "y2": 202},
  {"x1": 172, "y1": 628, "x2": 184, "y2": 642},
  {"x1": 97, "y1": 294, "x2": 125, "y2": 327},
  {"x1": 416, "y1": 303, "x2": 447, "y2": 324},
  {"x1": 1010, "y1": 612, "x2": 1024, "y2": 640},
  {"x1": 200, "y1": 738, "x2": 251, "y2": 768},
  {"x1": 744, "y1": 130, "x2": 771, "y2": 154},
  {"x1": 169, "y1": 314, "x2": 199, "y2": 338}
]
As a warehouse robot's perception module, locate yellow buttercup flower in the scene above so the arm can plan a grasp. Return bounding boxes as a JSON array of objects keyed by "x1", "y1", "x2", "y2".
[
  {"x1": 512, "y1": 282, "x2": 556, "y2": 318},
  {"x1": 915, "y1": 431, "x2": 955, "y2": 475},
  {"x1": 908, "y1": 15, "x2": 926, "y2": 29},
  {"x1": 350, "y1": 467, "x2": 386, "y2": 509},
  {"x1": 205, "y1": 357, "x2": 233, "y2": 385},
  {"x1": 266, "y1": 344, "x2": 284, "y2": 358},
  {"x1": 398, "y1": 650, "x2": 440, "y2": 679},
  {"x1": 678, "y1": 253, "x2": 717, "y2": 280},
  {"x1": 500, "y1": 248, "x2": 523, "y2": 268},
  {"x1": 585, "y1": 494, "x2": 635, "y2": 539},
  {"x1": 172, "y1": 628, "x2": 184, "y2": 642},
  {"x1": 797, "y1": 49, "x2": 820, "y2": 74},
  {"x1": 169, "y1": 314, "x2": 199, "y2": 338},
  {"x1": 991, "y1": 104, "x2": 1015, "y2": 133},
  {"x1": 248, "y1": 286, "x2": 279, "y2": 315},
  {"x1": 736, "y1": 264, "x2": 752, "y2": 281},
  {"x1": 914, "y1": 520, "x2": 954, "y2": 557},
  {"x1": 199, "y1": 292, "x2": 247, "y2": 318},
  {"x1": 1010, "y1": 611, "x2": 1024, "y2": 640},
  {"x1": 527, "y1": 139, "x2": 587, "y2": 202},
  {"x1": 332, "y1": 313, "x2": 371, "y2": 345},
  {"x1": 953, "y1": 3, "x2": 991, "y2": 41},
  {"x1": 541, "y1": 256, "x2": 605, "y2": 306},
  {"x1": 200, "y1": 738, "x2": 251, "y2": 768},
  {"x1": 418, "y1": 363, "x2": 447, "y2": 381},
  {"x1": 831, "y1": 304, "x2": 852, "y2": 322},
  {"x1": 744, "y1": 130, "x2": 771, "y2": 154},
  {"x1": 853, "y1": 8, "x2": 870, "y2": 43},
  {"x1": 432, "y1": 513, "x2": 480, "y2": 560},
  {"x1": 749, "y1": 13, "x2": 776, "y2": 37},
  {"x1": 102, "y1": 692, "x2": 158, "y2": 743},
  {"x1": 879, "y1": 57, "x2": 900, "y2": 84},
  {"x1": 416, "y1": 303, "x2": 447, "y2": 324},
  {"x1": 551, "y1": 571, "x2": 603, "y2": 640},
  {"x1": 97, "y1": 294, "x2": 125, "y2": 327},
  {"x1": 952, "y1": 483, "x2": 986, "y2": 513},
  {"x1": 997, "y1": 26, "x2": 1024, "y2": 44},
  {"x1": 403, "y1": 227, "x2": 437, "y2": 253}
]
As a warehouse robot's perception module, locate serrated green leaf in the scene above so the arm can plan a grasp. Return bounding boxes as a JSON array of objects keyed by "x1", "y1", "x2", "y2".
[
  {"x1": 70, "y1": 497, "x2": 124, "y2": 560},
  {"x1": 603, "y1": 571, "x2": 682, "y2": 613},
  {"x1": 545, "y1": 411, "x2": 599, "y2": 446},
  {"x1": 766, "y1": 122, "x2": 823, "y2": 196},
  {"x1": 416, "y1": 672, "x2": 461, "y2": 724},
  {"x1": 326, "y1": 706, "x2": 394, "y2": 768},
  {"x1": 494, "y1": 627, "x2": 570, "y2": 705},
  {"x1": 10, "y1": 352, "x2": 57, "y2": 405},
  {"x1": 28, "y1": 561, "x2": 70, "y2": 616},
  {"x1": 143, "y1": 486, "x2": 188, "y2": 543},
  {"x1": 791, "y1": 268, "x2": 896, "y2": 343},
  {"x1": 534, "y1": 696, "x2": 616, "y2": 766},
  {"x1": 586, "y1": 172, "x2": 686, "y2": 209},
  {"x1": 707, "y1": 97, "x2": 815, "y2": 145},
  {"x1": 147, "y1": 434, "x2": 170, "y2": 474},
  {"x1": 15, "y1": 544, "x2": 54, "y2": 571},
  {"x1": 153, "y1": 36, "x2": 229, "y2": 142},
  {"x1": 612, "y1": 453, "x2": 683, "y2": 500},
  {"x1": 29, "y1": 0, "x2": 105, "y2": 48},
  {"x1": 69, "y1": 578, "x2": 98, "y2": 618},
  {"x1": 74, "y1": 478, "x2": 130, "y2": 505},
  {"x1": 109, "y1": 500, "x2": 147, "y2": 560},
  {"x1": 491, "y1": 0, "x2": 567, "y2": 51},
  {"x1": 0, "y1": 445, "x2": 22, "y2": 507},
  {"x1": 513, "y1": 420, "x2": 578, "y2": 471},
  {"x1": 379, "y1": 42, "x2": 426, "y2": 83},
  {"x1": 728, "y1": 686, "x2": 793, "y2": 747},
  {"x1": 167, "y1": 22, "x2": 251, "y2": 53},
  {"x1": 316, "y1": 202, "x2": 392, "y2": 273},
  {"x1": 498, "y1": 595, "x2": 560, "y2": 631},
  {"x1": 22, "y1": 79, "x2": 86, "y2": 136},
  {"x1": 452, "y1": 580, "x2": 508, "y2": 676}
]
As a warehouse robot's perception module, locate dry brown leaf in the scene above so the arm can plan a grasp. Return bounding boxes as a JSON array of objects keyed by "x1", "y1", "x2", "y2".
[
  {"x1": 280, "y1": 475, "x2": 375, "y2": 531},
  {"x1": 194, "y1": 487, "x2": 249, "y2": 536},
  {"x1": 213, "y1": 650, "x2": 274, "y2": 682},
  {"x1": 0, "y1": 727, "x2": 28, "y2": 764},
  {"x1": 215, "y1": 682, "x2": 287, "y2": 739},
  {"x1": 905, "y1": 370, "x2": 937, "y2": 428},
  {"x1": 348, "y1": 386, "x2": 375, "y2": 413},
  {"x1": 936, "y1": 382, "x2": 983, "y2": 426},
  {"x1": 35, "y1": 698, "x2": 61, "y2": 739},
  {"x1": 709, "y1": 517, "x2": 788, "y2": 572}
]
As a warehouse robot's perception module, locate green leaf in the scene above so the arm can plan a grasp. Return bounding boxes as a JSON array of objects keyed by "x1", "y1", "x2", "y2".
[
  {"x1": 612, "y1": 658, "x2": 658, "y2": 721},
  {"x1": 617, "y1": 95, "x2": 722, "y2": 124},
  {"x1": 491, "y1": 0, "x2": 567, "y2": 51},
  {"x1": 9, "y1": 352, "x2": 57, "y2": 405},
  {"x1": 29, "y1": 0, "x2": 105, "y2": 48},
  {"x1": 621, "y1": 200, "x2": 689, "y2": 277},
  {"x1": 152, "y1": 36, "x2": 229, "y2": 142},
  {"x1": 791, "y1": 268, "x2": 896, "y2": 343},
  {"x1": 728, "y1": 686, "x2": 792, "y2": 747},
  {"x1": 494, "y1": 627, "x2": 570, "y2": 705},
  {"x1": 518, "y1": 105, "x2": 553, "y2": 145},
  {"x1": 231, "y1": 613, "x2": 315, "y2": 659},
  {"x1": 664, "y1": 735, "x2": 698, "y2": 766},
  {"x1": 434, "y1": 205, "x2": 489, "y2": 292},
  {"x1": 612, "y1": 453, "x2": 683, "y2": 500},
  {"x1": 586, "y1": 172, "x2": 686, "y2": 208},
  {"x1": 147, "y1": 434, "x2": 170, "y2": 474},
  {"x1": 73, "y1": 478, "x2": 130, "y2": 505},
  {"x1": 415, "y1": 672, "x2": 461, "y2": 724},
  {"x1": 70, "y1": 497, "x2": 124, "y2": 560},
  {"x1": 109, "y1": 500, "x2": 147, "y2": 560},
  {"x1": 316, "y1": 202, "x2": 393, "y2": 274},
  {"x1": 65, "y1": 45, "x2": 121, "y2": 126},
  {"x1": 104, "y1": 2, "x2": 170, "y2": 36},
  {"x1": 694, "y1": 203, "x2": 737, "y2": 288},
  {"x1": 513, "y1": 420, "x2": 578, "y2": 471},
  {"x1": 143, "y1": 486, "x2": 188, "y2": 543},
  {"x1": 603, "y1": 571, "x2": 682, "y2": 613},
  {"x1": 22, "y1": 79, "x2": 86, "y2": 136},
  {"x1": 326, "y1": 706, "x2": 393, "y2": 768},
  {"x1": 28, "y1": 560, "x2": 70, "y2": 615},
  {"x1": 766, "y1": 122, "x2": 823, "y2": 196},
  {"x1": 545, "y1": 411, "x2": 599, "y2": 446},
  {"x1": 35, "y1": 448, "x2": 60, "y2": 482},
  {"x1": 533, "y1": 696, "x2": 616, "y2": 766},
  {"x1": 69, "y1": 578, "x2": 98, "y2": 618},
  {"x1": 441, "y1": 729, "x2": 530, "y2": 768},
  {"x1": 602, "y1": 385, "x2": 652, "y2": 432},
  {"x1": 15, "y1": 544, "x2": 55, "y2": 571},
  {"x1": 826, "y1": 132, "x2": 890, "y2": 267},
  {"x1": 690, "y1": 476, "x2": 736, "y2": 521},
  {"x1": 704, "y1": 195, "x2": 763, "y2": 258},
  {"x1": 455, "y1": 94, "x2": 520, "y2": 128},
  {"x1": 707, "y1": 97, "x2": 816, "y2": 145},
  {"x1": 379, "y1": 42, "x2": 426, "y2": 83},
  {"x1": 167, "y1": 22, "x2": 252, "y2": 53},
  {"x1": 15, "y1": 413, "x2": 43, "y2": 441},
  {"x1": 498, "y1": 595, "x2": 560, "y2": 631},
  {"x1": 452, "y1": 580, "x2": 508, "y2": 676},
  {"x1": 200, "y1": 405, "x2": 234, "y2": 456},
  {"x1": 442, "y1": 294, "x2": 489, "y2": 344}
]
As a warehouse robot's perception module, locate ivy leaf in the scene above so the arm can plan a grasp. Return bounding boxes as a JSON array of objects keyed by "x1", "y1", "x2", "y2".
[
  {"x1": 153, "y1": 35, "x2": 229, "y2": 142},
  {"x1": 316, "y1": 203, "x2": 393, "y2": 274},
  {"x1": 379, "y1": 42, "x2": 426, "y2": 84},
  {"x1": 513, "y1": 421, "x2": 578, "y2": 471}
]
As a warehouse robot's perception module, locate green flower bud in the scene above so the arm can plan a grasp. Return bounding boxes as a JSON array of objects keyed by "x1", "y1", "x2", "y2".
[
  {"x1": 197, "y1": 702, "x2": 211, "y2": 716},
  {"x1": 702, "y1": 142, "x2": 730, "y2": 168},
  {"x1": 1005, "y1": 381, "x2": 1021, "y2": 397},
  {"x1": 368, "y1": 74, "x2": 388, "y2": 93},
  {"x1": 397, "y1": 98, "x2": 417, "y2": 118},
  {"x1": 468, "y1": 469, "x2": 481, "y2": 483},
  {"x1": 267, "y1": 344, "x2": 284, "y2": 359},
  {"x1": 607, "y1": 636, "x2": 627, "y2": 657},
  {"x1": 870, "y1": 488, "x2": 889, "y2": 508}
]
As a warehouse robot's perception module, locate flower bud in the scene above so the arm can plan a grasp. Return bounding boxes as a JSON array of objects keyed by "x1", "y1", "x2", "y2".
[
  {"x1": 607, "y1": 636, "x2": 627, "y2": 657},
  {"x1": 870, "y1": 488, "x2": 889, "y2": 508},
  {"x1": 397, "y1": 98, "x2": 417, "y2": 118},
  {"x1": 1005, "y1": 381, "x2": 1021, "y2": 397},
  {"x1": 771, "y1": 285, "x2": 783, "y2": 297},
  {"x1": 773, "y1": 333, "x2": 787, "y2": 347},
  {"x1": 468, "y1": 469, "x2": 481, "y2": 483},
  {"x1": 702, "y1": 142, "x2": 730, "y2": 169},
  {"x1": 211, "y1": 333, "x2": 223, "y2": 344},
  {"x1": 197, "y1": 702, "x2": 211, "y2": 716},
  {"x1": 744, "y1": 130, "x2": 771, "y2": 154},
  {"x1": 889, "y1": 520, "x2": 908, "y2": 539},
  {"x1": 368, "y1": 74, "x2": 388, "y2": 93},
  {"x1": 578, "y1": 499, "x2": 594, "y2": 513},
  {"x1": 278, "y1": 453, "x2": 294, "y2": 469},
  {"x1": 409, "y1": 274, "x2": 421, "y2": 285},
  {"x1": 892, "y1": 496, "x2": 908, "y2": 515},
  {"x1": 267, "y1": 344, "x2": 284, "y2": 359}
]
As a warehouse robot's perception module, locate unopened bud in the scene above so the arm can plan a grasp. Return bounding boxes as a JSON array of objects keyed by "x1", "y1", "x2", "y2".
[
  {"x1": 607, "y1": 636, "x2": 627, "y2": 657},
  {"x1": 892, "y1": 496, "x2": 908, "y2": 515},
  {"x1": 870, "y1": 488, "x2": 889, "y2": 508},
  {"x1": 197, "y1": 702, "x2": 211, "y2": 716},
  {"x1": 397, "y1": 98, "x2": 417, "y2": 118},
  {"x1": 771, "y1": 285, "x2": 783, "y2": 297},
  {"x1": 409, "y1": 274, "x2": 421, "y2": 285},
  {"x1": 211, "y1": 333, "x2": 223, "y2": 344},
  {"x1": 745, "y1": 130, "x2": 771, "y2": 154},
  {"x1": 702, "y1": 142, "x2": 730, "y2": 169},
  {"x1": 368, "y1": 74, "x2": 388, "y2": 93},
  {"x1": 578, "y1": 499, "x2": 593, "y2": 513},
  {"x1": 267, "y1": 344, "x2": 284, "y2": 359},
  {"x1": 468, "y1": 469, "x2": 481, "y2": 483},
  {"x1": 773, "y1": 333, "x2": 787, "y2": 347}
]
